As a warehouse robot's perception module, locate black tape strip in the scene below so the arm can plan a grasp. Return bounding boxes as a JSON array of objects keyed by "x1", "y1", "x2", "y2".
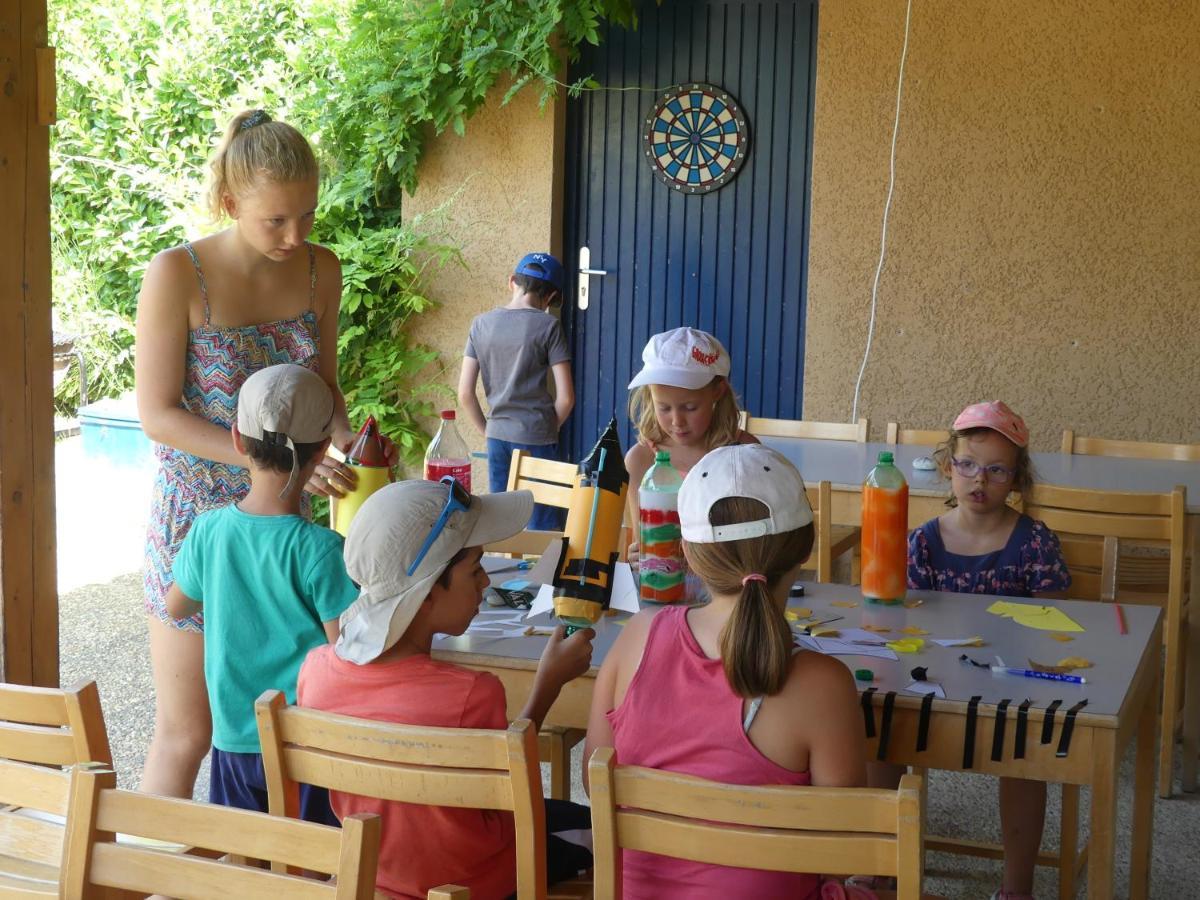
[
  {"x1": 1055, "y1": 699, "x2": 1089, "y2": 759},
  {"x1": 861, "y1": 687, "x2": 877, "y2": 738},
  {"x1": 991, "y1": 699, "x2": 1011, "y2": 762},
  {"x1": 1014, "y1": 699, "x2": 1032, "y2": 760},
  {"x1": 1040, "y1": 699, "x2": 1063, "y2": 745},
  {"x1": 916, "y1": 692, "x2": 935, "y2": 752},
  {"x1": 877, "y1": 691, "x2": 897, "y2": 761},
  {"x1": 963, "y1": 695, "x2": 983, "y2": 769}
]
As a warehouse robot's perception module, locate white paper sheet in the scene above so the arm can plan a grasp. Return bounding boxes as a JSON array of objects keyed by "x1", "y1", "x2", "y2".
[
  {"x1": 795, "y1": 635, "x2": 899, "y2": 660},
  {"x1": 932, "y1": 637, "x2": 986, "y2": 647},
  {"x1": 903, "y1": 680, "x2": 946, "y2": 698}
]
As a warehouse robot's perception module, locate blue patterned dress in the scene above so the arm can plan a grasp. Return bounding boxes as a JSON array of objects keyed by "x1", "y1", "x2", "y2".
[
  {"x1": 907, "y1": 514, "x2": 1072, "y2": 597},
  {"x1": 143, "y1": 243, "x2": 321, "y2": 631}
]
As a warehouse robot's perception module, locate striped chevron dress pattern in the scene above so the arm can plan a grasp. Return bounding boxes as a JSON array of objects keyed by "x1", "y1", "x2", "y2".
[{"x1": 143, "y1": 242, "x2": 320, "y2": 631}]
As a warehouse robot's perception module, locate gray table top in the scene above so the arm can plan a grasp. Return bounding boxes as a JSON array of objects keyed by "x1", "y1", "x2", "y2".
[
  {"x1": 757, "y1": 437, "x2": 1200, "y2": 513},
  {"x1": 431, "y1": 560, "x2": 1161, "y2": 722}
]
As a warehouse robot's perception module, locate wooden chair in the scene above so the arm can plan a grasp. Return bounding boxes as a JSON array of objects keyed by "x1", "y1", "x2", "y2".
[
  {"x1": 1025, "y1": 483, "x2": 1188, "y2": 798},
  {"x1": 746, "y1": 415, "x2": 869, "y2": 443},
  {"x1": 506, "y1": 450, "x2": 578, "y2": 508},
  {"x1": 1061, "y1": 429, "x2": 1200, "y2": 461},
  {"x1": 60, "y1": 765, "x2": 379, "y2": 898},
  {"x1": 588, "y1": 748, "x2": 924, "y2": 899},
  {"x1": 0, "y1": 758, "x2": 81, "y2": 896},
  {"x1": 0, "y1": 680, "x2": 112, "y2": 891},
  {"x1": 255, "y1": 691, "x2": 591, "y2": 900},
  {"x1": 885, "y1": 423, "x2": 949, "y2": 447},
  {"x1": 806, "y1": 481, "x2": 860, "y2": 584}
]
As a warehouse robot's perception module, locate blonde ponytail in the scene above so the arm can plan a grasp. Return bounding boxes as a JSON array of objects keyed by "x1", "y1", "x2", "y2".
[
  {"x1": 683, "y1": 496, "x2": 814, "y2": 698},
  {"x1": 207, "y1": 110, "x2": 319, "y2": 219}
]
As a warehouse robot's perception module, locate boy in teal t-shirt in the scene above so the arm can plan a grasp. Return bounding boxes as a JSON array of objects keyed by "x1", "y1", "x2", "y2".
[{"x1": 167, "y1": 364, "x2": 359, "y2": 821}]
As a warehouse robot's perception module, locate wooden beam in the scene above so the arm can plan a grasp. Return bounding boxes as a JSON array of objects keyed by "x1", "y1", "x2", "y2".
[{"x1": 0, "y1": 0, "x2": 58, "y2": 686}]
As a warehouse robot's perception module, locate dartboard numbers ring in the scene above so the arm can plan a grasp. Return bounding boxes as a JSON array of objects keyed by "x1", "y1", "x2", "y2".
[{"x1": 643, "y1": 83, "x2": 749, "y2": 194}]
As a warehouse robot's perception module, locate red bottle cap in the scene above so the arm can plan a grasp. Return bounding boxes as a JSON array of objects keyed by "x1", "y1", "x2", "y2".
[{"x1": 440, "y1": 410, "x2": 456, "y2": 420}]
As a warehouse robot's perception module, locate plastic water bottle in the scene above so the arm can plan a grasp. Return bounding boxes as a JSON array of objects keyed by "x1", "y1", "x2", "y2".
[
  {"x1": 638, "y1": 450, "x2": 686, "y2": 603},
  {"x1": 861, "y1": 451, "x2": 909, "y2": 604},
  {"x1": 424, "y1": 410, "x2": 472, "y2": 492}
]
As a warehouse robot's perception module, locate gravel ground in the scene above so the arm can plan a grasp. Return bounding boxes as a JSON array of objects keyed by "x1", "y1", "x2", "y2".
[{"x1": 54, "y1": 435, "x2": 1200, "y2": 896}]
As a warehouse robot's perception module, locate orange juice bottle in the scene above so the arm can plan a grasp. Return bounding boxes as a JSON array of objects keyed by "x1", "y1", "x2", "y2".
[{"x1": 861, "y1": 451, "x2": 909, "y2": 604}]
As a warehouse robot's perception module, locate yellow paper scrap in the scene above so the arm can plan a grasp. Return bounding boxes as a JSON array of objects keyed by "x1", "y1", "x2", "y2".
[
  {"x1": 903, "y1": 600, "x2": 923, "y2": 609},
  {"x1": 986, "y1": 600, "x2": 1084, "y2": 633},
  {"x1": 900, "y1": 626, "x2": 929, "y2": 635},
  {"x1": 831, "y1": 600, "x2": 859, "y2": 609},
  {"x1": 784, "y1": 607, "x2": 813, "y2": 622},
  {"x1": 1057, "y1": 656, "x2": 1093, "y2": 670},
  {"x1": 886, "y1": 638, "x2": 925, "y2": 654},
  {"x1": 863, "y1": 624, "x2": 891, "y2": 634},
  {"x1": 1050, "y1": 633, "x2": 1074, "y2": 643},
  {"x1": 812, "y1": 628, "x2": 841, "y2": 638}
]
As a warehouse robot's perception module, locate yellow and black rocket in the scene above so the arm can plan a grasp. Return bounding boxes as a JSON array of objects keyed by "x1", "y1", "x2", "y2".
[{"x1": 552, "y1": 418, "x2": 629, "y2": 629}]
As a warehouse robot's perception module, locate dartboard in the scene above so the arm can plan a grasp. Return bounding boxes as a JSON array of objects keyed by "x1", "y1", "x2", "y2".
[{"x1": 643, "y1": 83, "x2": 749, "y2": 194}]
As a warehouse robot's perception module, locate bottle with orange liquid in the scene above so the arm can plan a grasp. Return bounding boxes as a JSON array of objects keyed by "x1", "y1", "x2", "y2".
[{"x1": 861, "y1": 451, "x2": 908, "y2": 604}]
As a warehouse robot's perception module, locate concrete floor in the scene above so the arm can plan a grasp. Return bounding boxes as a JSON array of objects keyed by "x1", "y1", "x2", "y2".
[{"x1": 55, "y1": 436, "x2": 1200, "y2": 898}]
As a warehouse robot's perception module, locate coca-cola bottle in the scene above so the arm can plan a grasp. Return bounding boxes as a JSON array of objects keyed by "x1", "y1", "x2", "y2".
[{"x1": 425, "y1": 410, "x2": 472, "y2": 492}]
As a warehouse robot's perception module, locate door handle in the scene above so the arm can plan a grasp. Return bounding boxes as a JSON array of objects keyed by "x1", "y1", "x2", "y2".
[{"x1": 577, "y1": 246, "x2": 609, "y2": 310}]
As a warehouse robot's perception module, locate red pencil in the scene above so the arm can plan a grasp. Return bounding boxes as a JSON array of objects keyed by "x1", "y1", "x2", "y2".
[{"x1": 1114, "y1": 603, "x2": 1128, "y2": 635}]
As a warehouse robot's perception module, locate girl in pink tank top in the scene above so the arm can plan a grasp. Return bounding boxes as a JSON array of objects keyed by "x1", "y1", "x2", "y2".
[{"x1": 584, "y1": 445, "x2": 868, "y2": 899}]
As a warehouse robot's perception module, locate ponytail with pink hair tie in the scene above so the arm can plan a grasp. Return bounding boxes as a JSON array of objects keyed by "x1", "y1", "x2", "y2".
[{"x1": 741, "y1": 573, "x2": 767, "y2": 587}]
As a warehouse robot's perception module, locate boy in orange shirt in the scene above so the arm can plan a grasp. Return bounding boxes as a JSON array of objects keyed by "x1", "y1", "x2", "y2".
[{"x1": 298, "y1": 478, "x2": 594, "y2": 899}]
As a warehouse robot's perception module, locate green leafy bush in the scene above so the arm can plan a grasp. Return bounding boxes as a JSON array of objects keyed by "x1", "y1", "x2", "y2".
[{"x1": 50, "y1": 0, "x2": 637, "y2": 462}]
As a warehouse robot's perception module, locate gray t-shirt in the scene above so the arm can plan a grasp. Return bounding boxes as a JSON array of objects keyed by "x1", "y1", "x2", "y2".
[{"x1": 464, "y1": 307, "x2": 571, "y2": 444}]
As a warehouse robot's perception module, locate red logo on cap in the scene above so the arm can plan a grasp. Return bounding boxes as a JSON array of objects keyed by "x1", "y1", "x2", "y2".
[{"x1": 692, "y1": 346, "x2": 720, "y2": 367}]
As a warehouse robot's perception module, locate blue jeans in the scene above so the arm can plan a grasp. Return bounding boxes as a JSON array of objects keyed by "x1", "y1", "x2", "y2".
[
  {"x1": 209, "y1": 747, "x2": 338, "y2": 825},
  {"x1": 486, "y1": 438, "x2": 565, "y2": 532}
]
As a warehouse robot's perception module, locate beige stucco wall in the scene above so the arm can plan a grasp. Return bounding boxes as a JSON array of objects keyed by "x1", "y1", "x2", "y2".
[
  {"x1": 407, "y1": 3, "x2": 1200, "y2": 456},
  {"x1": 804, "y1": 0, "x2": 1200, "y2": 449},
  {"x1": 402, "y1": 82, "x2": 565, "y2": 469}
]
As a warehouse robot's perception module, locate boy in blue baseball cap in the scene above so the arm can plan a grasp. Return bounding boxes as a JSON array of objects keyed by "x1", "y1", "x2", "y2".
[{"x1": 457, "y1": 252, "x2": 574, "y2": 530}]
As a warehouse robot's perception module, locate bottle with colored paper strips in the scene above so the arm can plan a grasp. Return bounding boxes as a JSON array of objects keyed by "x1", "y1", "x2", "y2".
[
  {"x1": 639, "y1": 450, "x2": 686, "y2": 603},
  {"x1": 424, "y1": 410, "x2": 472, "y2": 492},
  {"x1": 861, "y1": 451, "x2": 909, "y2": 605}
]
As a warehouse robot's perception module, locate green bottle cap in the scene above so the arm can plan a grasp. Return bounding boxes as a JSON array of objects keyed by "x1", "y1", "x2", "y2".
[
  {"x1": 654, "y1": 450, "x2": 671, "y2": 463},
  {"x1": 854, "y1": 668, "x2": 874, "y2": 682},
  {"x1": 877, "y1": 451, "x2": 895, "y2": 465}
]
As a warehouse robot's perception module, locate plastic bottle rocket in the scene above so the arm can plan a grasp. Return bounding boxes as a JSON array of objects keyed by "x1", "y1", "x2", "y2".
[
  {"x1": 551, "y1": 418, "x2": 629, "y2": 631},
  {"x1": 861, "y1": 450, "x2": 908, "y2": 604},
  {"x1": 333, "y1": 416, "x2": 394, "y2": 536},
  {"x1": 638, "y1": 450, "x2": 686, "y2": 602}
]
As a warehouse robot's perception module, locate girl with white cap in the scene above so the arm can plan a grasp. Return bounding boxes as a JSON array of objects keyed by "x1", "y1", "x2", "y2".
[
  {"x1": 624, "y1": 327, "x2": 758, "y2": 546},
  {"x1": 584, "y1": 444, "x2": 866, "y2": 898}
]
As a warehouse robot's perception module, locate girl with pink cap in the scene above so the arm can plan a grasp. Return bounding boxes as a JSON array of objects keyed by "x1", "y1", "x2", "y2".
[{"x1": 899, "y1": 401, "x2": 1070, "y2": 900}]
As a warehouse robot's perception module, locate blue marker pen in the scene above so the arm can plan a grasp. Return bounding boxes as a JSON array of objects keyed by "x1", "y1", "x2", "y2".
[{"x1": 990, "y1": 665, "x2": 1087, "y2": 685}]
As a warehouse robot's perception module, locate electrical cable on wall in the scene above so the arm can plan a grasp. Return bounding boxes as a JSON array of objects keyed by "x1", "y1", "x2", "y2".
[{"x1": 851, "y1": 0, "x2": 914, "y2": 423}]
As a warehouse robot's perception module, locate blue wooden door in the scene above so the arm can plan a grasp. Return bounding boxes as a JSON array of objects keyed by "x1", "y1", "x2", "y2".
[{"x1": 563, "y1": 0, "x2": 819, "y2": 456}]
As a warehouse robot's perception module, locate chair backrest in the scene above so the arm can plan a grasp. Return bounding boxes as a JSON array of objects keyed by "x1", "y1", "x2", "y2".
[
  {"x1": 885, "y1": 422, "x2": 950, "y2": 447},
  {"x1": 255, "y1": 691, "x2": 548, "y2": 899},
  {"x1": 806, "y1": 481, "x2": 836, "y2": 584},
  {"x1": 60, "y1": 766, "x2": 380, "y2": 899},
  {"x1": 0, "y1": 757, "x2": 79, "y2": 892},
  {"x1": 1062, "y1": 429, "x2": 1200, "y2": 462},
  {"x1": 506, "y1": 450, "x2": 578, "y2": 509},
  {"x1": 1023, "y1": 484, "x2": 1186, "y2": 605},
  {"x1": 484, "y1": 528, "x2": 563, "y2": 557},
  {"x1": 0, "y1": 680, "x2": 112, "y2": 887},
  {"x1": 0, "y1": 679, "x2": 111, "y2": 768},
  {"x1": 746, "y1": 416, "x2": 868, "y2": 442},
  {"x1": 588, "y1": 748, "x2": 923, "y2": 900}
]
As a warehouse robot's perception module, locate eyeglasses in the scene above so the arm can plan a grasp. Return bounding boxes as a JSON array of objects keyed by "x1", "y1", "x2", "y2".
[
  {"x1": 406, "y1": 476, "x2": 472, "y2": 576},
  {"x1": 950, "y1": 457, "x2": 1015, "y2": 485}
]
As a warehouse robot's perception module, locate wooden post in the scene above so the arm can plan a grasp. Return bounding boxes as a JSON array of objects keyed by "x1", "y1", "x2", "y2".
[{"x1": 0, "y1": 0, "x2": 58, "y2": 686}]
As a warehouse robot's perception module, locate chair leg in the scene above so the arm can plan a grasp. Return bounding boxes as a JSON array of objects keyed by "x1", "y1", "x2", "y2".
[
  {"x1": 1058, "y1": 784, "x2": 1079, "y2": 900},
  {"x1": 1160, "y1": 609, "x2": 1184, "y2": 797},
  {"x1": 1182, "y1": 610, "x2": 1199, "y2": 792}
]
